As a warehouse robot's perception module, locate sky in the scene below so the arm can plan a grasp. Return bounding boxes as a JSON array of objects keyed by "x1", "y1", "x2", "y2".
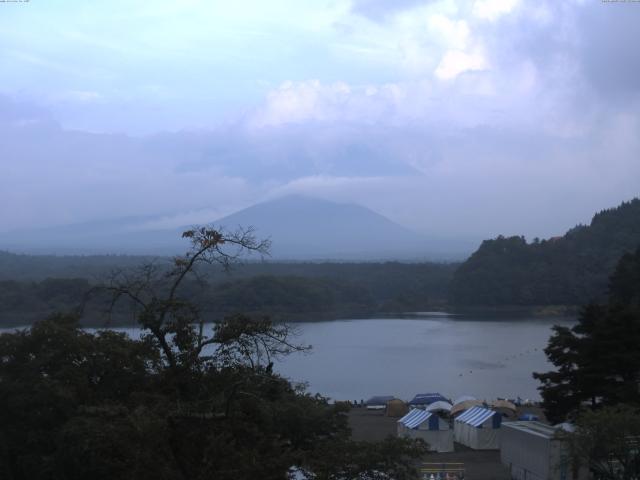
[{"x1": 1, "y1": 0, "x2": 639, "y2": 241}]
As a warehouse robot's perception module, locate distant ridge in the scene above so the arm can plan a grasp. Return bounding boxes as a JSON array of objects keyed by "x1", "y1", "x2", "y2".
[
  {"x1": 0, "y1": 195, "x2": 471, "y2": 260},
  {"x1": 213, "y1": 195, "x2": 431, "y2": 260},
  {"x1": 450, "y1": 198, "x2": 640, "y2": 306}
]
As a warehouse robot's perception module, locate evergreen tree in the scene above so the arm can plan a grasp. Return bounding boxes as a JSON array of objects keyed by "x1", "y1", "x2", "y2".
[{"x1": 534, "y1": 247, "x2": 640, "y2": 422}]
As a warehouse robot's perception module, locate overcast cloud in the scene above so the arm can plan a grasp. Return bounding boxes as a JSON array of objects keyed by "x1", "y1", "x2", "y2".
[{"x1": 0, "y1": 0, "x2": 639, "y2": 241}]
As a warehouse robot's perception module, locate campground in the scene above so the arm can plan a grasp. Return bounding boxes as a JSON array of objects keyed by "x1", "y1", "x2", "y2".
[{"x1": 348, "y1": 407, "x2": 543, "y2": 480}]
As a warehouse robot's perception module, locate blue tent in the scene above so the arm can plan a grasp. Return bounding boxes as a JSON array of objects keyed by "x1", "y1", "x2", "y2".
[
  {"x1": 518, "y1": 413, "x2": 540, "y2": 421},
  {"x1": 408, "y1": 393, "x2": 448, "y2": 406},
  {"x1": 365, "y1": 395, "x2": 395, "y2": 406}
]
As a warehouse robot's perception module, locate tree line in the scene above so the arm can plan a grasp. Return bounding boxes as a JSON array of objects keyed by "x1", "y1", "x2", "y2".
[
  {"x1": 450, "y1": 198, "x2": 640, "y2": 306},
  {"x1": 0, "y1": 261, "x2": 455, "y2": 327}
]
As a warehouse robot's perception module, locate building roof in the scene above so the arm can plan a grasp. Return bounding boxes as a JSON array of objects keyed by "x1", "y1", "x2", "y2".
[
  {"x1": 408, "y1": 393, "x2": 448, "y2": 405},
  {"x1": 502, "y1": 421, "x2": 568, "y2": 440},
  {"x1": 455, "y1": 406, "x2": 498, "y2": 427},
  {"x1": 398, "y1": 409, "x2": 433, "y2": 429}
]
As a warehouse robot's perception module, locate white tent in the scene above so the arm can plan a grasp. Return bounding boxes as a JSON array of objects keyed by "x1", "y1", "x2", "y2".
[
  {"x1": 452, "y1": 395, "x2": 476, "y2": 405},
  {"x1": 500, "y1": 421, "x2": 588, "y2": 480},
  {"x1": 397, "y1": 409, "x2": 454, "y2": 453},
  {"x1": 426, "y1": 400, "x2": 453, "y2": 413},
  {"x1": 453, "y1": 406, "x2": 501, "y2": 450}
]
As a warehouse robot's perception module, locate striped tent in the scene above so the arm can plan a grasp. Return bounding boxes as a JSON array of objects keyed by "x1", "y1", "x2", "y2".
[
  {"x1": 454, "y1": 406, "x2": 501, "y2": 450},
  {"x1": 397, "y1": 409, "x2": 454, "y2": 452},
  {"x1": 398, "y1": 409, "x2": 437, "y2": 429}
]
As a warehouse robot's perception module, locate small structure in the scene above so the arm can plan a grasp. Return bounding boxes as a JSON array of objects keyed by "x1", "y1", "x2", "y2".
[
  {"x1": 454, "y1": 406, "x2": 501, "y2": 450},
  {"x1": 365, "y1": 395, "x2": 395, "y2": 410},
  {"x1": 385, "y1": 398, "x2": 409, "y2": 418},
  {"x1": 500, "y1": 421, "x2": 588, "y2": 480},
  {"x1": 451, "y1": 399, "x2": 483, "y2": 417},
  {"x1": 518, "y1": 413, "x2": 539, "y2": 421},
  {"x1": 452, "y1": 395, "x2": 477, "y2": 405},
  {"x1": 397, "y1": 409, "x2": 454, "y2": 452},
  {"x1": 491, "y1": 399, "x2": 518, "y2": 419},
  {"x1": 426, "y1": 400, "x2": 453, "y2": 413},
  {"x1": 408, "y1": 393, "x2": 448, "y2": 407}
]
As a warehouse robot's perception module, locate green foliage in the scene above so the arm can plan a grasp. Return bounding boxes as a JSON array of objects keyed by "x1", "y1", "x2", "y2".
[
  {"x1": 303, "y1": 436, "x2": 427, "y2": 480},
  {"x1": 534, "y1": 247, "x2": 640, "y2": 422},
  {"x1": 0, "y1": 314, "x2": 426, "y2": 480},
  {"x1": 451, "y1": 198, "x2": 640, "y2": 305},
  {"x1": 0, "y1": 263, "x2": 456, "y2": 327},
  {"x1": 0, "y1": 278, "x2": 89, "y2": 324},
  {"x1": 0, "y1": 227, "x2": 427, "y2": 478},
  {"x1": 565, "y1": 405, "x2": 640, "y2": 480}
]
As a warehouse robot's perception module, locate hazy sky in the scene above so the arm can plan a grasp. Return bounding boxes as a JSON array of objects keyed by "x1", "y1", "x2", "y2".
[{"x1": 1, "y1": 0, "x2": 639, "y2": 240}]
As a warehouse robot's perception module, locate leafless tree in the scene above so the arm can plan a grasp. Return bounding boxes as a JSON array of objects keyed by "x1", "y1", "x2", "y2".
[{"x1": 92, "y1": 225, "x2": 308, "y2": 371}]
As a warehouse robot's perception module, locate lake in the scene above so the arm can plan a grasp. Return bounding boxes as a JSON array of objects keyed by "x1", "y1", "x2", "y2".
[
  {"x1": 273, "y1": 315, "x2": 571, "y2": 403},
  {"x1": 77, "y1": 313, "x2": 569, "y2": 403}
]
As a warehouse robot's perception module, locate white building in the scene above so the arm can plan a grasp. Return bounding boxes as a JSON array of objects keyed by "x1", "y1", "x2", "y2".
[{"x1": 500, "y1": 421, "x2": 588, "y2": 480}]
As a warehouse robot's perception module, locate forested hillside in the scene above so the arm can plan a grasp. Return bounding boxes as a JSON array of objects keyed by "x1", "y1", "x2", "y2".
[
  {"x1": 451, "y1": 199, "x2": 640, "y2": 306},
  {"x1": 0, "y1": 256, "x2": 456, "y2": 326}
]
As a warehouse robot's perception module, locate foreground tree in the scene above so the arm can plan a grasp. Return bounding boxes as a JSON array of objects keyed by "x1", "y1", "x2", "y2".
[
  {"x1": 563, "y1": 405, "x2": 640, "y2": 480},
  {"x1": 534, "y1": 247, "x2": 640, "y2": 423},
  {"x1": 1, "y1": 226, "x2": 427, "y2": 479}
]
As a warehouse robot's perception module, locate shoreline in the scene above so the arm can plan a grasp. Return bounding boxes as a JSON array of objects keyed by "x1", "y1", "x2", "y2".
[{"x1": 0, "y1": 305, "x2": 578, "y2": 329}]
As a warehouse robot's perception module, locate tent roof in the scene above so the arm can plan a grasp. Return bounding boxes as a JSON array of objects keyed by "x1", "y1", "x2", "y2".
[
  {"x1": 491, "y1": 399, "x2": 517, "y2": 411},
  {"x1": 453, "y1": 395, "x2": 476, "y2": 405},
  {"x1": 408, "y1": 393, "x2": 448, "y2": 405},
  {"x1": 451, "y1": 399, "x2": 483, "y2": 416},
  {"x1": 398, "y1": 409, "x2": 433, "y2": 429},
  {"x1": 426, "y1": 400, "x2": 453, "y2": 413},
  {"x1": 455, "y1": 406, "x2": 498, "y2": 427},
  {"x1": 365, "y1": 395, "x2": 395, "y2": 406}
]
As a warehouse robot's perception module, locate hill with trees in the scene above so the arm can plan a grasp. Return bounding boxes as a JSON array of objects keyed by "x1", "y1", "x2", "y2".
[
  {"x1": 0, "y1": 252, "x2": 456, "y2": 327},
  {"x1": 450, "y1": 198, "x2": 640, "y2": 306}
]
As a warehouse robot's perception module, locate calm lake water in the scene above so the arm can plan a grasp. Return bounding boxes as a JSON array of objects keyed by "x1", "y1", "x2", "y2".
[
  {"x1": 274, "y1": 315, "x2": 572, "y2": 403},
  {"x1": 3, "y1": 314, "x2": 572, "y2": 403}
]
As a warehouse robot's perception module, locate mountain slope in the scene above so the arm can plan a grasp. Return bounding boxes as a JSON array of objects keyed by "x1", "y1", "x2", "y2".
[
  {"x1": 212, "y1": 195, "x2": 430, "y2": 259},
  {"x1": 450, "y1": 198, "x2": 640, "y2": 305},
  {"x1": 0, "y1": 195, "x2": 464, "y2": 259}
]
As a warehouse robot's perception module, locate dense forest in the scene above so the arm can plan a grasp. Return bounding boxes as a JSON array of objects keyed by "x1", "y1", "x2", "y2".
[
  {"x1": 0, "y1": 254, "x2": 456, "y2": 326},
  {"x1": 450, "y1": 199, "x2": 640, "y2": 306},
  {"x1": 2, "y1": 198, "x2": 640, "y2": 323}
]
